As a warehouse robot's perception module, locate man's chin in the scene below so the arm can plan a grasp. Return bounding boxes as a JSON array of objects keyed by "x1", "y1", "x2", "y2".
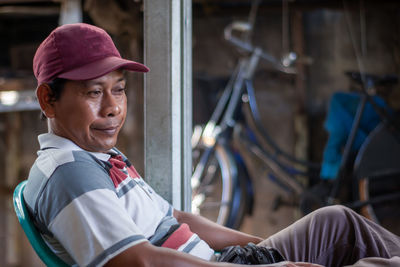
[
  {"x1": 98, "y1": 143, "x2": 117, "y2": 153},
  {"x1": 84, "y1": 133, "x2": 118, "y2": 152},
  {"x1": 85, "y1": 140, "x2": 117, "y2": 153}
]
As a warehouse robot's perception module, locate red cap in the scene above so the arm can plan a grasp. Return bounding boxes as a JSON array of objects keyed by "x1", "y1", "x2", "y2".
[{"x1": 33, "y1": 23, "x2": 149, "y2": 85}]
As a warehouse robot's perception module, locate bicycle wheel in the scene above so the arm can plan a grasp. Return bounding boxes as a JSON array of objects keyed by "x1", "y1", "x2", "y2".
[
  {"x1": 358, "y1": 174, "x2": 400, "y2": 235},
  {"x1": 354, "y1": 123, "x2": 400, "y2": 235},
  {"x1": 192, "y1": 143, "x2": 247, "y2": 228}
]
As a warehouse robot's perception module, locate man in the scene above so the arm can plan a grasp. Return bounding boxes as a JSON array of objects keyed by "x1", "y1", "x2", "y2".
[{"x1": 24, "y1": 23, "x2": 400, "y2": 267}]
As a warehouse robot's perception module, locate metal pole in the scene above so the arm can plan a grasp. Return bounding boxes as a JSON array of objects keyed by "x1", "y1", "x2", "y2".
[
  {"x1": 59, "y1": 0, "x2": 82, "y2": 25},
  {"x1": 144, "y1": 0, "x2": 192, "y2": 211},
  {"x1": 181, "y1": 0, "x2": 193, "y2": 212}
]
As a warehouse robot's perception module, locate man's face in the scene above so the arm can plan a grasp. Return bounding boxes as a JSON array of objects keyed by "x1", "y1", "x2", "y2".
[{"x1": 50, "y1": 70, "x2": 127, "y2": 153}]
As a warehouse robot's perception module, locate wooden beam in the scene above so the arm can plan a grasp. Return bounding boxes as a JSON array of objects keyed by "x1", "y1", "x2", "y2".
[
  {"x1": 0, "y1": 77, "x2": 36, "y2": 92},
  {"x1": 0, "y1": 0, "x2": 54, "y2": 4},
  {"x1": 0, "y1": 6, "x2": 59, "y2": 15},
  {"x1": 4, "y1": 113, "x2": 22, "y2": 265},
  {"x1": 193, "y1": 0, "x2": 400, "y2": 17},
  {"x1": 292, "y1": 10, "x2": 309, "y2": 175}
]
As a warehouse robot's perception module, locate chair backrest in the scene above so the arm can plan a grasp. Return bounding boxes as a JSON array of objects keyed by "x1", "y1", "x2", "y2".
[{"x1": 13, "y1": 180, "x2": 70, "y2": 267}]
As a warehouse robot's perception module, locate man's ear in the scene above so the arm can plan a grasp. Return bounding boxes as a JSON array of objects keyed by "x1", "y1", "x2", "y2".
[{"x1": 36, "y1": 84, "x2": 56, "y2": 118}]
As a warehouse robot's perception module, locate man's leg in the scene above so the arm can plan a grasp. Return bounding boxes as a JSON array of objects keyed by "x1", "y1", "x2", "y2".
[{"x1": 258, "y1": 205, "x2": 400, "y2": 267}]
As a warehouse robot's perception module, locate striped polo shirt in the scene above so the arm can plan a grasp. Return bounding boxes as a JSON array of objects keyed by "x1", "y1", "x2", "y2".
[{"x1": 23, "y1": 133, "x2": 214, "y2": 266}]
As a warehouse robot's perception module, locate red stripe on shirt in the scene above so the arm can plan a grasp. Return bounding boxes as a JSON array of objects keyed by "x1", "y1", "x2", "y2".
[
  {"x1": 108, "y1": 157, "x2": 128, "y2": 187},
  {"x1": 127, "y1": 165, "x2": 140, "y2": 179},
  {"x1": 161, "y1": 223, "x2": 193, "y2": 250}
]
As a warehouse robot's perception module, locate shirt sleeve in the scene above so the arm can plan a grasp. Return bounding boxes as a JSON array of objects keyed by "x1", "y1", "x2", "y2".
[{"x1": 37, "y1": 160, "x2": 148, "y2": 267}]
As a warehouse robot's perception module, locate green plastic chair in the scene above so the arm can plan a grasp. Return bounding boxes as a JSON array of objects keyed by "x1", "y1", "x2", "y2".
[{"x1": 13, "y1": 180, "x2": 69, "y2": 267}]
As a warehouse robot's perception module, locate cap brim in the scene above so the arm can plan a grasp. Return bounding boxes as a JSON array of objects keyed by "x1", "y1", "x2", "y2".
[{"x1": 58, "y1": 56, "x2": 149, "y2": 81}]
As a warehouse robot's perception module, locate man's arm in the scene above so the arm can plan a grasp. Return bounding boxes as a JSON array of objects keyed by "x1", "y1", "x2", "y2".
[
  {"x1": 173, "y1": 209, "x2": 263, "y2": 251},
  {"x1": 104, "y1": 241, "x2": 323, "y2": 267},
  {"x1": 104, "y1": 241, "x2": 236, "y2": 267}
]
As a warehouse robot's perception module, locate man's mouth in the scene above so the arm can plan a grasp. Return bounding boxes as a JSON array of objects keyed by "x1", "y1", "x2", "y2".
[{"x1": 91, "y1": 125, "x2": 120, "y2": 136}]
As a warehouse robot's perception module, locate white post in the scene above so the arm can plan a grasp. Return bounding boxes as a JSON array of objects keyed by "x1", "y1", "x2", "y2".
[
  {"x1": 59, "y1": 0, "x2": 82, "y2": 25},
  {"x1": 144, "y1": 0, "x2": 192, "y2": 211}
]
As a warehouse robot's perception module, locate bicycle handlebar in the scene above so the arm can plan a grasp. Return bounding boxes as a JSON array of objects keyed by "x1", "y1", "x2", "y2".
[
  {"x1": 224, "y1": 21, "x2": 297, "y2": 74},
  {"x1": 345, "y1": 71, "x2": 398, "y2": 90}
]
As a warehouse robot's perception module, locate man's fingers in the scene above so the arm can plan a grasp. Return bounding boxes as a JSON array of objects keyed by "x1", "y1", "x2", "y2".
[
  {"x1": 293, "y1": 262, "x2": 325, "y2": 267},
  {"x1": 261, "y1": 261, "x2": 324, "y2": 267}
]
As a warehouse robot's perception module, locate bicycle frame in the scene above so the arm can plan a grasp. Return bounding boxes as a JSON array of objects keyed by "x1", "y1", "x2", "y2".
[
  {"x1": 327, "y1": 73, "x2": 400, "y2": 201},
  {"x1": 192, "y1": 41, "x2": 314, "y2": 225}
]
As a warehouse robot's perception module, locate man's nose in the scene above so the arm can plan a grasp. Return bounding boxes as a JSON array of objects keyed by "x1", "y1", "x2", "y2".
[{"x1": 101, "y1": 93, "x2": 121, "y2": 117}]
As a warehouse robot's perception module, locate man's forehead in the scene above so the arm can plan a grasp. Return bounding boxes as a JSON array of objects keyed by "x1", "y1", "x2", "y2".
[{"x1": 79, "y1": 70, "x2": 126, "y2": 87}]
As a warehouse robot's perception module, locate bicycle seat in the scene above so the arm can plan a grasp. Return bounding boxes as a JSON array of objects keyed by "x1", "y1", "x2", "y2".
[{"x1": 345, "y1": 71, "x2": 398, "y2": 89}]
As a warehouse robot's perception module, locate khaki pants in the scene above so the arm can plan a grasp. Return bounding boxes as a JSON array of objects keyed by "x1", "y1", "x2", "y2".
[{"x1": 258, "y1": 205, "x2": 400, "y2": 267}]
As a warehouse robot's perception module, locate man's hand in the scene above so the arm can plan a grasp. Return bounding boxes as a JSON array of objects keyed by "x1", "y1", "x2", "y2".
[
  {"x1": 217, "y1": 243, "x2": 285, "y2": 264},
  {"x1": 265, "y1": 261, "x2": 324, "y2": 267}
]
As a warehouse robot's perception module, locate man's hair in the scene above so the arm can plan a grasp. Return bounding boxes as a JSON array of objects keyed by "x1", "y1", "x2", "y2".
[{"x1": 40, "y1": 78, "x2": 68, "y2": 120}]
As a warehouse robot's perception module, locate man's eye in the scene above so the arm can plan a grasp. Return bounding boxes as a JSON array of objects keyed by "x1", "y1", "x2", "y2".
[
  {"x1": 114, "y1": 88, "x2": 126, "y2": 94},
  {"x1": 88, "y1": 90, "x2": 101, "y2": 96}
]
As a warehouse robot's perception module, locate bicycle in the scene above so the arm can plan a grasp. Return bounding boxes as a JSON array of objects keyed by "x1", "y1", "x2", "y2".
[
  {"x1": 190, "y1": 9, "x2": 400, "y2": 233},
  {"x1": 191, "y1": 16, "x2": 318, "y2": 229},
  {"x1": 332, "y1": 72, "x2": 400, "y2": 232}
]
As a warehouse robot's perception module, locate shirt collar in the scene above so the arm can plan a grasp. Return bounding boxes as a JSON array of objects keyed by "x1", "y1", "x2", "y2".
[{"x1": 38, "y1": 133, "x2": 113, "y2": 161}]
